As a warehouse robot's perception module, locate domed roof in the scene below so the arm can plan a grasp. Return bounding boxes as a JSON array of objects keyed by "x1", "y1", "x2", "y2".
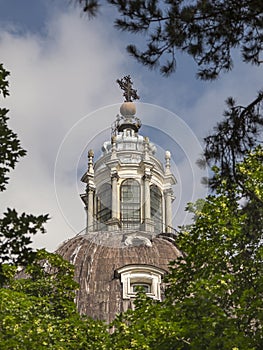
[{"x1": 56, "y1": 231, "x2": 181, "y2": 323}]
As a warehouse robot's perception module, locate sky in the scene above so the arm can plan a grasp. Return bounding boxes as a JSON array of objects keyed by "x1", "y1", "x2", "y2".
[{"x1": 0, "y1": 0, "x2": 262, "y2": 251}]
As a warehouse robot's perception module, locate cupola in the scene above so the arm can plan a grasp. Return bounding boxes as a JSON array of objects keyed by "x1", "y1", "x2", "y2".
[{"x1": 80, "y1": 75, "x2": 176, "y2": 234}]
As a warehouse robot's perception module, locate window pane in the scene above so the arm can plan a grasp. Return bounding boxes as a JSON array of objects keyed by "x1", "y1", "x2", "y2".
[
  {"x1": 150, "y1": 185, "x2": 163, "y2": 232},
  {"x1": 97, "y1": 183, "x2": 112, "y2": 225},
  {"x1": 121, "y1": 179, "x2": 141, "y2": 229},
  {"x1": 131, "y1": 283, "x2": 151, "y2": 293}
]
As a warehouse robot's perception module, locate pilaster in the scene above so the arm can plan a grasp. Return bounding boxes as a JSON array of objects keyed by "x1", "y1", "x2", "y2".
[
  {"x1": 107, "y1": 170, "x2": 121, "y2": 230},
  {"x1": 164, "y1": 188, "x2": 173, "y2": 233},
  {"x1": 87, "y1": 185, "x2": 95, "y2": 232},
  {"x1": 143, "y1": 172, "x2": 154, "y2": 232}
]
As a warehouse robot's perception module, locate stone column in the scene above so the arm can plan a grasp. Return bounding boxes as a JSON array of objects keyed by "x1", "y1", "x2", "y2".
[
  {"x1": 111, "y1": 172, "x2": 119, "y2": 219},
  {"x1": 111, "y1": 136, "x2": 117, "y2": 160},
  {"x1": 144, "y1": 173, "x2": 151, "y2": 220},
  {"x1": 107, "y1": 171, "x2": 120, "y2": 230},
  {"x1": 84, "y1": 149, "x2": 95, "y2": 232},
  {"x1": 87, "y1": 186, "x2": 94, "y2": 232},
  {"x1": 143, "y1": 173, "x2": 154, "y2": 232},
  {"x1": 164, "y1": 189, "x2": 173, "y2": 233}
]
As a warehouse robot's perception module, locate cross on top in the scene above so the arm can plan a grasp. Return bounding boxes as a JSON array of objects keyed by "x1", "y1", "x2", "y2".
[{"x1": 116, "y1": 75, "x2": 140, "y2": 102}]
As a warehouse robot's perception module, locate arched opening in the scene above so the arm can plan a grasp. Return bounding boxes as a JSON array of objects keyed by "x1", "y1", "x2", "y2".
[
  {"x1": 120, "y1": 179, "x2": 141, "y2": 229},
  {"x1": 150, "y1": 185, "x2": 163, "y2": 232},
  {"x1": 96, "y1": 183, "x2": 112, "y2": 229}
]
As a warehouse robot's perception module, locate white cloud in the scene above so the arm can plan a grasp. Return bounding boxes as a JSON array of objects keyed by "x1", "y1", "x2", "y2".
[{"x1": 0, "y1": 9, "x2": 127, "y2": 251}]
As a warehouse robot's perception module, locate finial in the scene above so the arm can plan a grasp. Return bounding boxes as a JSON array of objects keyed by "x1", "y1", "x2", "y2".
[
  {"x1": 116, "y1": 75, "x2": 140, "y2": 102},
  {"x1": 111, "y1": 136, "x2": 117, "y2": 159},
  {"x1": 165, "y1": 150, "x2": 171, "y2": 174},
  {"x1": 88, "y1": 149, "x2": 94, "y2": 174},
  {"x1": 88, "y1": 149, "x2": 94, "y2": 158},
  {"x1": 143, "y1": 137, "x2": 150, "y2": 160}
]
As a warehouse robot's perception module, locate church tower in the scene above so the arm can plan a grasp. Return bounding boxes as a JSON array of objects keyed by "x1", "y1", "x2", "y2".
[{"x1": 57, "y1": 77, "x2": 181, "y2": 323}]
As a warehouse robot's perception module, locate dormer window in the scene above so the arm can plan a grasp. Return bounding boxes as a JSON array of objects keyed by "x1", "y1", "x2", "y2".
[{"x1": 115, "y1": 265, "x2": 166, "y2": 301}]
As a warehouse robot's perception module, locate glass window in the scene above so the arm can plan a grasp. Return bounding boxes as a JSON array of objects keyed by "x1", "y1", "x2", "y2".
[
  {"x1": 96, "y1": 183, "x2": 112, "y2": 227},
  {"x1": 131, "y1": 283, "x2": 151, "y2": 293},
  {"x1": 121, "y1": 179, "x2": 141, "y2": 229},
  {"x1": 150, "y1": 185, "x2": 163, "y2": 232}
]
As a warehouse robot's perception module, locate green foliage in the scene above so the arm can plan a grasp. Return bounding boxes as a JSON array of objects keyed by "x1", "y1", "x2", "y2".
[
  {"x1": 166, "y1": 164, "x2": 263, "y2": 348},
  {"x1": 77, "y1": 0, "x2": 263, "y2": 79},
  {"x1": 0, "y1": 64, "x2": 26, "y2": 191},
  {"x1": 111, "y1": 149, "x2": 263, "y2": 349},
  {"x1": 111, "y1": 292, "x2": 188, "y2": 350},
  {"x1": 0, "y1": 209, "x2": 48, "y2": 286},
  {"x1": 237, "y1": 146, "x2": 263, "y2": 203},
  {"x1": 0, "y1": 250, "x2": 110, "y2": 349},
  {"x1": 10, "y1": 250, "x2": 78, "y2": 315},
  {"x1": 0, "y1": 63, "x2": 10, "y2": 98}
]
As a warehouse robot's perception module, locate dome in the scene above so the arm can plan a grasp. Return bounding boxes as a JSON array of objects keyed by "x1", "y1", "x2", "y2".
[{"x1": 56, "y1": 231, "x2": 181, "y2": 323}]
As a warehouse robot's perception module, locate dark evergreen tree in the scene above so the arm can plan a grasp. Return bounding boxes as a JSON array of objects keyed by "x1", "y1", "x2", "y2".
[
  {"x1": 200, "y1": 91, "x2": 263, "y2": 193},
  {"x1": 76, "y1": 0, "x2": 263, "y2": 79}
]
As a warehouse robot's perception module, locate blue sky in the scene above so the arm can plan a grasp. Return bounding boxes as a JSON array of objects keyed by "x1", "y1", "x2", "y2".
[{"x1": 0, "y1": 1, "x2": 262, "y2": 251}]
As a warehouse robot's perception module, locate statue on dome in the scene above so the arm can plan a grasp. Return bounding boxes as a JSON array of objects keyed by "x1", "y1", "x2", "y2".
[{"x1": 116, "y1": 75, "x2": 140, "y2": 102}]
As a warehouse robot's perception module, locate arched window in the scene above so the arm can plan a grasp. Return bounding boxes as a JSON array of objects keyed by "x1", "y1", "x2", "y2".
[
  {"x1": 96, "y1": 183, "x2": 112, "y2": 227},
  {"x1": 150, "y1": 185, "x2": 163, "y2": 232},
  {"x1": 120, "y1": 179, "x2": 141, "y2": 229}
]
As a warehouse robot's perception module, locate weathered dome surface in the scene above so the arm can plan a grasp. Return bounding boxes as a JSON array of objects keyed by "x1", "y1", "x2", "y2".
[{"x1": 56, "y1": 231, "x2": 181, "y2": 323}]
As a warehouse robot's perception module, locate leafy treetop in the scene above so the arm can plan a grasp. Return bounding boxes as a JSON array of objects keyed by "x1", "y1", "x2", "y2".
[{"x1": 110, "y1": 148, "x2": 263, "y2": 349}]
